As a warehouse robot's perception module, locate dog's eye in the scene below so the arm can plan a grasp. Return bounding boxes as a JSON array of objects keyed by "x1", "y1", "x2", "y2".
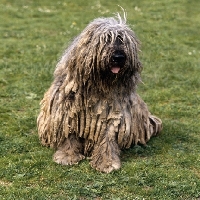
[
  {"x1": 116, "y1": 35, "x2": 123, "y2": 44},
  {"x1": 117, "y1": 35, "x2": 123, "y2": 41}
]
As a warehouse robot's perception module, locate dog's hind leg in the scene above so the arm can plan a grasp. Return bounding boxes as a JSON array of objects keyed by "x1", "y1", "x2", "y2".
[
  {"x1": 90, "y1": 124, "x2": 121, "y2": 173},
  {"x1": 53, "y1": 134, "x2": 85, "y2": 165}
]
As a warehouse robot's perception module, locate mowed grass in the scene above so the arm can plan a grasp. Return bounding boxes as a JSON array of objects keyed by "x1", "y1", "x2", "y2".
[{"x1": 0, "y1": 0, "x2": 200, "y2": 199}]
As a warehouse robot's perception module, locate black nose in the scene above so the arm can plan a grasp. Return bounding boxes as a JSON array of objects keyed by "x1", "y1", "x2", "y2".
[{"x1": 111, "y1": 51, "x2": 126, "y2": 64}]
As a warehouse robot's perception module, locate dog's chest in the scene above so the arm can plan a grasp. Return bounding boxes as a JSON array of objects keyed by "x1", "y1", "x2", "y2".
[{"x1": 68, "y1": 93, "x2": 136, "y2": 148}]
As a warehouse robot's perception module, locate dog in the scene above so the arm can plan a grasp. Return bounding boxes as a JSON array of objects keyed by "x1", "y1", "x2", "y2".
[{"x1": 37, "y1": 14, "x2": 162, "y2": 173}]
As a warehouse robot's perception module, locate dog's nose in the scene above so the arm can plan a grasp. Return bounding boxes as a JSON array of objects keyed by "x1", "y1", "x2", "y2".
[
  {"x1": 112, "y1": 54, "x2": 126, "y2": 63},
  {"x1": 112, "y1": 54, "x2": 125, "y2": 62}
]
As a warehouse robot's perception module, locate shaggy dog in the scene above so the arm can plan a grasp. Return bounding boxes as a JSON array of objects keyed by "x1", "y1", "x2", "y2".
[{"x1": 37, "y1": 14, "x2": 162, "y2": 173}]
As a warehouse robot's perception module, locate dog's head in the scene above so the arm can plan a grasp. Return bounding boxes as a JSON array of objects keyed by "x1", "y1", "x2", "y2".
[{"x1": 56, "y1": 14, "x2": 142, "y2": 93}]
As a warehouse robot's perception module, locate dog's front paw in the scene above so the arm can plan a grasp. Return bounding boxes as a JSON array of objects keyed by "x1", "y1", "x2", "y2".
[
  {"x1": 90, "y1": 154, "x2": 121, "y2": 173},
  {"x1": 53, "y1": 150, "x2": 85, "y2": 165}
]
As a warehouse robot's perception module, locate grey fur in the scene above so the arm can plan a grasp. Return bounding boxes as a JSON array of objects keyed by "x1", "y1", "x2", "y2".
[{"x1": 37, "y1": 15, "x2": 162, "y2": 173}]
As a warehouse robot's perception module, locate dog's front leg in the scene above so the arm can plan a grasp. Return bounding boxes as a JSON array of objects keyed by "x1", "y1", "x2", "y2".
[
  {"x1": 53, "y1": 134, "x2": 85, "y2": 165},
  {"x1": 90, "y1": 124, "x2": 121, "y2": 173}
]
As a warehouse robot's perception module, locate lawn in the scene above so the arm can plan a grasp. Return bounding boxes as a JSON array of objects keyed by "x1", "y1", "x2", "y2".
[{"x1": 0, "y1": 0, "x2": 200, "y2": 199}]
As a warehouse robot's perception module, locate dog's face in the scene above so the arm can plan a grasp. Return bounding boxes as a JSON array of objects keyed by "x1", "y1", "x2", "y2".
[
  {"x1": 57, "y1": 16, "x2": 142, "y2": 91},
  {"x1": 94, "y1": 29, "x2": 140, "y2": 85},
  {"x1": 107, "y1": 35, "x2": 127, "y2": 74},
  {"x1": 78, "y1": 18, "x2": 141, "y2": 81}
]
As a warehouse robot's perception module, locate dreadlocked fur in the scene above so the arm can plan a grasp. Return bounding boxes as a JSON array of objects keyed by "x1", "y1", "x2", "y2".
[{"x1": 37, "y1": 14, "x2": 162, "y2": 173}]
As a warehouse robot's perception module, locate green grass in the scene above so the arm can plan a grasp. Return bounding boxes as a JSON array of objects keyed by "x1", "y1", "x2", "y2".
[{"x1": 0, "y1": 0, "x2": 200, "y2": 199}]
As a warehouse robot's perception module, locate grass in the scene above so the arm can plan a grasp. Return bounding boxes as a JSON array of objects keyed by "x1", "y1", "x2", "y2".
[{"x1": 0, "y1": 0, "x2": 200, "y2": 199}]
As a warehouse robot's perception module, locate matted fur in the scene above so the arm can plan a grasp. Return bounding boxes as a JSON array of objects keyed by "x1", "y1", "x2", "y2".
[{"x1": 37, "y1": 14, "x2": 162, "y2": 173}]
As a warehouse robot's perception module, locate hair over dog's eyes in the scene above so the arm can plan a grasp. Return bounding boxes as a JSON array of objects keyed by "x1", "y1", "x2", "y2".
[
  {"x1": 116, "y1": 35, "x2": 123, "y2": 44},
  {"x1": 103, "y1": 34, "x2": 124, "y2": 45}
]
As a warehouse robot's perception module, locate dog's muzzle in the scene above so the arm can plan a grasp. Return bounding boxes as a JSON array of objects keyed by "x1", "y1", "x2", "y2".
[{"x1": 110, "y1": 50, "x2": 126, "y2": 74}]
